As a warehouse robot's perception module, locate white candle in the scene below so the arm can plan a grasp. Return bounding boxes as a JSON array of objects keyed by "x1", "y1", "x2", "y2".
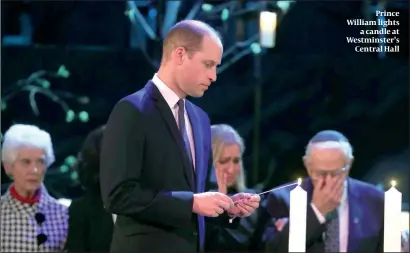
[
  {"x1": 259, "y1": 11, "x2": 277, "y2": 48},
  {"x1": 384, "y1": 180, "x2": 402, "y2": 252},
  {"x1": 289, "y1": 178, "x2": 307, "y2": 252}
]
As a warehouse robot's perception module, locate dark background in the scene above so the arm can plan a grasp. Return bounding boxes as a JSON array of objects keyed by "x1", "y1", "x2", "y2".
[{"x1": 1, "y1": 1, "x2": 409, "y2": 203}]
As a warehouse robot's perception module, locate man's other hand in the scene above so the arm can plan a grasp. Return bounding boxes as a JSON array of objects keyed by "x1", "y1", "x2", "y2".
[
  {"x1": 311, "y1": 176, "x2": 344, "y2": 216},
  {"x1": 193, "y1": 192, "x2": 233, "y2": 217},
  {"x1": 227, "y1": 193, "x2": 260, "y2": 217}
]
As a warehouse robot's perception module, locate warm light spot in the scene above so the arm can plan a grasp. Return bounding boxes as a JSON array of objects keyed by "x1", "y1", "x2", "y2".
[
  {"x1": 58, "y1": 198, "x2": 72, "y2": 207},
  {"x1": 391, "y1": 180, "x2": 397, "y2": 187},
  {"x1": 297, "y1": 178, "x2": 302, "y2": 185}
]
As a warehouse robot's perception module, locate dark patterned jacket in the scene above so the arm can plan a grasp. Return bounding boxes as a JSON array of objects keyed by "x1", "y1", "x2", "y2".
[{"x1": 1, "y1": 185, "x2": 69, "y2": 252}]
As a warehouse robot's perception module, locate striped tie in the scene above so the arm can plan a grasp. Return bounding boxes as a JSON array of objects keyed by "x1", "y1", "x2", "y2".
[
  {"x1": 177, "y1": 99, "x2": 193, "y2": 166},
  {"x1": 324, "y1": 210, "x2": 340, "y2": 252}
]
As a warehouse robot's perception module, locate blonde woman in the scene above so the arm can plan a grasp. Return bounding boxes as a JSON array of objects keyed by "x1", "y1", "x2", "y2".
[
  {"x1": 205, "y1": 124, "x2": 268, "y2": 252},
  {"x1": 209, "y1": 124, "x2": 247, "y2": 194}
]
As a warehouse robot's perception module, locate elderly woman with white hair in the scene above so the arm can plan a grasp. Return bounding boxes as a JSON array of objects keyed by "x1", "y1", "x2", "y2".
[
  {"x1": 205, "y1": 124, "x2": 269, "y2": 252},
  {"x1": 1, "y1": 124, "x2": 68, "y2": 252}
]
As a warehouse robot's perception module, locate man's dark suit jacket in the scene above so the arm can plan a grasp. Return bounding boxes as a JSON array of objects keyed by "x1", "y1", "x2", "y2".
[
  {"x1": 263, "y1": 177, "x2": 384, "y2": 253},
  {"x1": 65, "y1": 190, "x2": 114, "y2": 252},
  {"x1": 100, "y1": 81, "x2": 235, "y2": 253}
]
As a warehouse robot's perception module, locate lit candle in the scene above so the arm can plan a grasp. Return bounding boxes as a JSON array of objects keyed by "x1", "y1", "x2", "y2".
[
  {"x1": 384, "y1": 180, "x2": 402, "y2": 252},
  {"x1": 289, "y1": 178, "x2": 307, "y2": 252},
  {"x1": 259, "y1": 11, "x2": 277, "y2": 48}
]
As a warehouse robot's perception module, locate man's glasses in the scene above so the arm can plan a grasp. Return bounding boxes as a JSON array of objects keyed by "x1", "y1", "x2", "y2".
[
  {"x1": 310, "y1": 167, "x2": 349, "y2": 179},
  {"x1": 34, "y1": 213, "x2": 47, "y2": 246}
]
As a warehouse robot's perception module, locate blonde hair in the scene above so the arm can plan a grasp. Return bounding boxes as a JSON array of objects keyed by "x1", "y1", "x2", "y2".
[{"x1": 211, "y1": 124, "x2": 246, "y2": 191}]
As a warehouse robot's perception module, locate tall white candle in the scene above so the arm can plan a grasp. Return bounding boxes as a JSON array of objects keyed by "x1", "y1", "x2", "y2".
[
  {"x1": 384, "y1": 180, "x2": 402, "y2": 252},
  {"x1": 289, "y1": 178, "x2": 307, "y2": 252},
  {"x1": 259, "y1": 11, "x2": 277, "y2": 48}
]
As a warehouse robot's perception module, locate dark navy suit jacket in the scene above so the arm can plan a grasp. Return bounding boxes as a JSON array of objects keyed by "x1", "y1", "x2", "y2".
[
  {"x1": 263, "y1": 177, "x2": 384, "y2": 253},
  {"x1": 100, "y1": 81, "x2": 234, "y2": 253}
]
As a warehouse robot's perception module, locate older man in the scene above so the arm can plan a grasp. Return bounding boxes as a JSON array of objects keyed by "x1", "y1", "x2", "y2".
[
  {"x1": 263, "y1": 130, "x2": 384, "y2": 252},
  {"x1": 1, "y1": 124, "x2": 68, "y2": 252},
  {"x1": 100, "y1": 20, "x2": 260, "y2": 253}
]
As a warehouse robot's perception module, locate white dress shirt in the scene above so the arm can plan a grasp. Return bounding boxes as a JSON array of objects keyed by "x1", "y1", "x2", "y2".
[
  {"x1": 311, "y1": 183, "x2": 349, "y2": 252},
  {"x1": 152, "y1": 74, "x2": 196, "y2": 168}
]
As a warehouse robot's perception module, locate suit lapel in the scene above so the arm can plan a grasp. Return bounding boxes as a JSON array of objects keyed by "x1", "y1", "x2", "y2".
[
  {"x1": 145, "y1": 81, "x2": 195, "y2": 190},
  {"x1": 186, "y1": 101, "x2": 207, "y2": 250},
  {"x1": 185, "y1": 102, "x2": 202, "y2": 193},
  {"x1": 347, "y1": 178, "x2": 363, "y2": 252}
]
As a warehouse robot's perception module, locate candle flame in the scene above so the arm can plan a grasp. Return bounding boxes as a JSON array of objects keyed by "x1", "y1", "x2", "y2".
[
  {"x1": 390, "y1": 180, "x2": 397, "y2": 187},
  {"x1": 297, "y1": 178, "x2": 302, "y2": 185}
]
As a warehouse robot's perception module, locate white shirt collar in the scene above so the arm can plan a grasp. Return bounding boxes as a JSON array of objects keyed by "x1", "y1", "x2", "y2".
[
  {"x1": 152, "y1": 73, "x2": 181, "y2": 109},
  {"x1": 340, "y1": 180, "x2": 349, "y2": 208}
]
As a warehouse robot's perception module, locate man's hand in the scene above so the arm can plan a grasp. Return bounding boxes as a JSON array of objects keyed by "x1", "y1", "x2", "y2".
[
  {"x1": 193, "y1": 192, "x2": 233, "y2": 217},
  {"x1": 227, "y1": 193, "x2": 260, "y2": 217},
  {"x1": 311, "y1": 176, "x2": 344, "y2": 216}
]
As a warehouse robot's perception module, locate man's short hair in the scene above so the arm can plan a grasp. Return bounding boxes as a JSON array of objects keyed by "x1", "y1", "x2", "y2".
[
  {"x1": 162, "y1": 20, "x2": 221, "y2": 61},
  {"x1": 305, "y1": 130, "x2": 353, "y2": 159}
]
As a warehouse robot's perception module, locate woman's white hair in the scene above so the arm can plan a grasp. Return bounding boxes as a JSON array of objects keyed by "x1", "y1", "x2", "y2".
[
  {"x1": 2, "y1": 124, "x2": 55, "y2": 167},
  {"x1": 211, "y1": 124, "x2": 246, "y2": 191}
]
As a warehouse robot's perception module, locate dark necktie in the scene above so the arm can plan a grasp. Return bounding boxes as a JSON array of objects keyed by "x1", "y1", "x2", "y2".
[
  {"x1": 177, "y1": 99, "x2": 193, "y2": 166},
  {"x1": 324, "y1": 210, "x2": 340, "y2": 252}
]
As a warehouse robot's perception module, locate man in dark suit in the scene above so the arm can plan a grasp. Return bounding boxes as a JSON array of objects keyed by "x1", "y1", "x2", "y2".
[
  {"x1": 263, "y1": 130, "x2": 384, "y2": 253},
  {"x1": 100, "y1": 20, "x2": 260, "y2": 253}
]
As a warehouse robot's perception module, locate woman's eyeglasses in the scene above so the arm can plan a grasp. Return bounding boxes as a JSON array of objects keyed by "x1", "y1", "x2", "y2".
[{"x1": 34, "y1": 213, "x2": 47, "y2": 246}]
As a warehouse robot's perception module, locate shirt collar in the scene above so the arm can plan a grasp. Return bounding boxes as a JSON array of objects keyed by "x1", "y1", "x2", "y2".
[
  {"x1": 152, "y1": 73, "x2": 181, "y2": 109},
  {"x1": 340, "y1": 180, "x2": 348, "y2": 207},
  {"x1": 10, "y1": 184, "x2": 41, "y2": 204},
  {"x1": 5, "y1": 184, "x2": 50, "y2": 216}
]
